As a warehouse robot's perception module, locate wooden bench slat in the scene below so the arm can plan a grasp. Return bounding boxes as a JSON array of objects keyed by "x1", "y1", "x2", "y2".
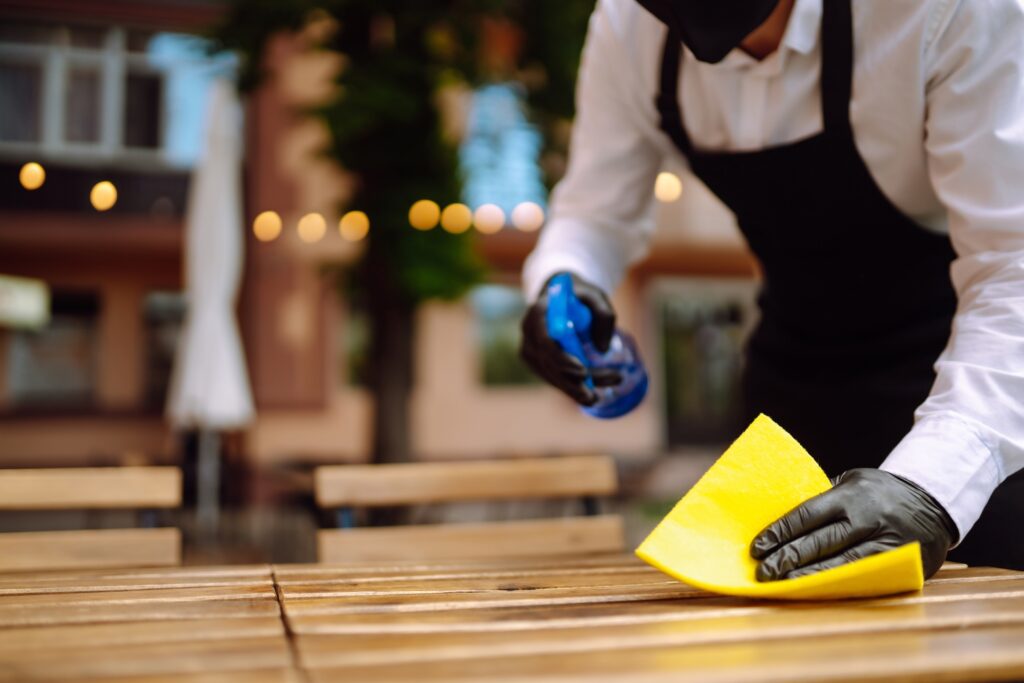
[
  {"x1": 0, "y1": 467, "x2": 182, "y2": 510},
  {"x1": 317, "y1": 516, "x2": 625, "y2": 564},
  {"x1": 0, "y1": 528, "x2": 181, "y2": 573},
  {"x1": 314, "y1": 455, "x2": 617, "y2": 507}
]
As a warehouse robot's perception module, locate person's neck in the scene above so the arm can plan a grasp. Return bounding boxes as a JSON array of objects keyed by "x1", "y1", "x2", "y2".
[{"x1": 739, "y1": 0, "x2": 796, "y2": 60}]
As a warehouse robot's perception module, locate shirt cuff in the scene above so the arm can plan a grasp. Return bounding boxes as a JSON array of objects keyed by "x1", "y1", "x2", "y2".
[
  {"x1": 880, "y1": 414, "x2": 1003, "y2": 545},
  {"x1": 521, "y1": 218, "x2": 626, "y2": 302}
]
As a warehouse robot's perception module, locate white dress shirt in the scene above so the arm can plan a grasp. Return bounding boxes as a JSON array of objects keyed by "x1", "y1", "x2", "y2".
[{"x1": 522, "y1": 0, "x2": 1024, "y2": 541}]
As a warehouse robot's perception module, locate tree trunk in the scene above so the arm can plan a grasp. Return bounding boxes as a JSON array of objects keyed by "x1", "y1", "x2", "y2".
[{"x1": 365, "y1": 237, "x2": 415, "y2": 467}]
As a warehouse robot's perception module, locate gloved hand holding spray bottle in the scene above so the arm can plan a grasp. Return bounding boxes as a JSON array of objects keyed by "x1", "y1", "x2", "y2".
[{"x1": 540, "y1": 273, "x2": 648, "y2": 419}]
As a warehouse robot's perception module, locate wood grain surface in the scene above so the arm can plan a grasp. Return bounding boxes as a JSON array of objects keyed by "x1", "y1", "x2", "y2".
[{"x1": 0, "y1": 556, "x2": 1021, "y2": 682}]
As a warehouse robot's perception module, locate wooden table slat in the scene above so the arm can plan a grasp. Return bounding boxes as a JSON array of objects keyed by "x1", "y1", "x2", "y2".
[
  {"x1": 0, "y1": 636, "x2": 292, "y2": 681},
  {"x1": 304, "y1": 623, "x2": 1024, "y2": 683},
  {"x1": 79, "y1": 670, "x2": 304, "y2": 683},
  {"x1": 271, "y1": 553, "x2": 643, "y2": 579},
  {"x1": 286, "y1": 574, "x2": 1024, "y2": 635},
  {"x1": 0, "y1": 563, "x2": 272, "y2": 586},
  {"x1": 294, "y1": 591, "x2": 1024, "y2": 669},
  {"x1": 0, "y1": 617, "x2": 285, "y2": 652}
]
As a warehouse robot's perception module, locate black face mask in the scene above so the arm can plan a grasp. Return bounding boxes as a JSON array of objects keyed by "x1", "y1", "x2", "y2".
[{"x1": 635, "y1": 0, "x2": 782, "y2": 64}]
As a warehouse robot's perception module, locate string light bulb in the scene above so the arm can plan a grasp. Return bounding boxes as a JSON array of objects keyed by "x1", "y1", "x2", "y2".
[
  {"x1": 654, "y1": 172, "x2": 683, "y2": 202},
  {"x1": 90, "y1": 181, "x2": 118, "y2": 211},
  {"x1": 253, "y1": 211, "x2": 282, "y2": 242},
  {"x1": 297, "y1": 212, "x2": 327, "y2": 243},
  {"x1": 409, "y1": 199, "x2": 440, "y2": 230},
  {"x1": 473, "y1": 204, "x2": 505, "y2": 234},
  {"x1": 339, "y1": 211, "x2": 370, "y2": 242},
  {"x1": 440, "y1": 203, "x2": 472, "y2": 234},
  {"x1": 511, "y1": 202, "x2": 545, "y2": 232},
  {"x1": 19, "y1": 162, "x2": 45, "y2": 190}
]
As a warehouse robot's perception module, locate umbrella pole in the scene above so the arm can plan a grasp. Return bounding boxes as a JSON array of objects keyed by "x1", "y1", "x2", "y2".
[{"x1": 197, "y1": 429, "x2": 221, "y2": 538}]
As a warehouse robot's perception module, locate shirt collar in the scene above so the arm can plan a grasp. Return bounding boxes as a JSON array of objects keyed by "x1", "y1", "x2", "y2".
[
  {"x1": 703, "y1": 0, "x2": 823, "y2": 70},
  {"x1": 784, "y1": 0, "x2": 823, "y2": 56}
]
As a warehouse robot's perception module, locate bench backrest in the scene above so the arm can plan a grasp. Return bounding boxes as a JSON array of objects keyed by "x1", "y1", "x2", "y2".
[
  {"x1": 0, "y1": 467, "x2": 182, "y2": 572},
  {"x1": 315, "y1": 456, "x2": 624, "y2": 563}
]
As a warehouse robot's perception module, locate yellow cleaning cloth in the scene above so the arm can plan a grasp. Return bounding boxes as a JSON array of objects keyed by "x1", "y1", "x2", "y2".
[{"x1": 636, "y1": 414, "x2": 923, "y2": 600}]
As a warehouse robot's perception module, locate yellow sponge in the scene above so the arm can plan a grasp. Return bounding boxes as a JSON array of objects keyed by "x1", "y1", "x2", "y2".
[{"x1": 636, "y1": 414, "x2": 923, "y2": 600}]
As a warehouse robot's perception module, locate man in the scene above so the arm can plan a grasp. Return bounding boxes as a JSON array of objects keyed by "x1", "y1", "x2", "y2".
[{"x1": 520, "y1": 0, "x2": 1024, "y2": 578}]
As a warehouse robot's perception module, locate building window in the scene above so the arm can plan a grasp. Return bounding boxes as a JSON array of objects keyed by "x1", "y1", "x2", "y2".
[
  {"x1": 4, "y1": 290, "x2": 100, "y2": 410},
  {"x1": 0, "y1": 22, "x2": 234, "y2": 169},
  {"x1": 0, "y1": 60, "x2": 43, "y2": 143},
  {"x1": 470, "y1": 284, "x2": 539, "y2": 387},
  {"x1": 459, "y1": 83, "x2": 547, "y2": 225}
]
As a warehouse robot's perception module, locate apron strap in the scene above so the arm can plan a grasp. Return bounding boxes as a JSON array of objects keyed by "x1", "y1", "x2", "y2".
[
  {"x1": 655, "y1": 28, "x2": 693, "y2": 157},
  {"x1": 821, "y1": 0, "x2": 854, "y2": 140}
]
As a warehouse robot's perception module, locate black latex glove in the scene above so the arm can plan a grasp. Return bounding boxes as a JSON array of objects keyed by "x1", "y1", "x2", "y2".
[
  {"x1": 520, "y1": 272, "x2": 621, "y2": 406},
  {"x1": 751, "y1": 468, "x2": 959, "y2": 581}
]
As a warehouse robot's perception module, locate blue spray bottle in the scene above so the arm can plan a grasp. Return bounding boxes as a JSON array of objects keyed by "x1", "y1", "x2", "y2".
[{"x1": 545, "y1": 273, "x2": 649, "y2": 419}]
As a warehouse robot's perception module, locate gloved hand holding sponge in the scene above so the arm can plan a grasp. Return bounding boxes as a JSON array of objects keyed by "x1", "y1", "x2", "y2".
[{"x1": 752, "y1": 468, "x2": 958, "y2": 582}]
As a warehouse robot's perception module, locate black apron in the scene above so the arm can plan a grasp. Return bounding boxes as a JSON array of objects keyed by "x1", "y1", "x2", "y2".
[{"x1": 656, "y1": 0, "x2": 1024, "y2": 569}]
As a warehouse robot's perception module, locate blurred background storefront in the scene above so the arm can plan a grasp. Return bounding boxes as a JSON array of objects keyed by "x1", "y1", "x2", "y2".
[{"x1": 0, "y1": 0, "x2": 759, "y2": 559}]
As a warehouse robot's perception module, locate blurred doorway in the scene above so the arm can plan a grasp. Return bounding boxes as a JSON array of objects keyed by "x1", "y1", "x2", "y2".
[{"x1": 652, "y1": 278, "x2": 758, "y2": 446}]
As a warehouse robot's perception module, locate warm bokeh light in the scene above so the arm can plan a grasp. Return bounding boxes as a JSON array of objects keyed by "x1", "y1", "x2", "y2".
[
  {"x1": 253, "y1": 211, "x2": 282, "y2": 242},
  {"x1": 440, "y1": 203, "x2": 472, "y2": 234},
  {"x1": 511, "y1": 202, "x2": 545, "y2": 232},
  {"x1": 473, "y1": 204, "x2": 505, "y2": 234},
  {"x1": 409, "y1": 199, "x2": 441, "y2": 230},
  {"x1": 19, "y1": 162, "x2": 45, "y2": 191},
  {"x1": 90, "y1": 181, "x2": 118, "y2": 211},
  {"x1": 654, "y1": 172, "x2": 683, "y2": 202},
  {"x1": 297, "y1": 212, "x2": 327, "y2": 243},
  {"x1": 339, "y1": 211, "x2": 370, "y2": 242}
]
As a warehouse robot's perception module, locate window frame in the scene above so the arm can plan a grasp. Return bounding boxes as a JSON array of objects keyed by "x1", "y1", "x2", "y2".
[{"x1": 0, "y1": 25, "x2": 172, "y2": 170}]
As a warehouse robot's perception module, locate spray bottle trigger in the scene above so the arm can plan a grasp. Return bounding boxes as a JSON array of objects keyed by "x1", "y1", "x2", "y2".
[{"x1": 545, "y1": 273, "x2": 595, "y2": 390}]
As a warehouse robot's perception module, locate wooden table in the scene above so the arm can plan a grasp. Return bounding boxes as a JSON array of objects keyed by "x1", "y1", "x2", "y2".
[{"x1": 1, "y1": 555, "x2": 1023, "y2": 682}]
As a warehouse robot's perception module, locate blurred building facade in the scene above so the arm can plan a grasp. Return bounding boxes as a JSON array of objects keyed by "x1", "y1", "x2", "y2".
[{"x1": 0, "y1": 0, "x2": 758, "y2": 469}]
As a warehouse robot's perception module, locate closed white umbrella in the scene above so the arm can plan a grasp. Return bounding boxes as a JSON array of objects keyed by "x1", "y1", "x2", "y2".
[{"x1": 167, "y1": 78, "x2": 254, "y2": 533}]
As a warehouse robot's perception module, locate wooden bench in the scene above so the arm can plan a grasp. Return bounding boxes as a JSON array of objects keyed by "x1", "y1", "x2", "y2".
[
  {"x1": 315, "y1": 455, "x2": 624, "y2": 563},
  {"x1": 0, "y1": 467, "x2": 182, "y2": 572}
]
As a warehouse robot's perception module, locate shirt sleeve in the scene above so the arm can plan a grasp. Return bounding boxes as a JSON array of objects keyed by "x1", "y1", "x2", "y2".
[
  {"x1": 879, "y1": 0, "x2": 1024, "y2": 541},
  {"x1": 521, "y1": 0, "x2": 667, "y2": 301}
]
